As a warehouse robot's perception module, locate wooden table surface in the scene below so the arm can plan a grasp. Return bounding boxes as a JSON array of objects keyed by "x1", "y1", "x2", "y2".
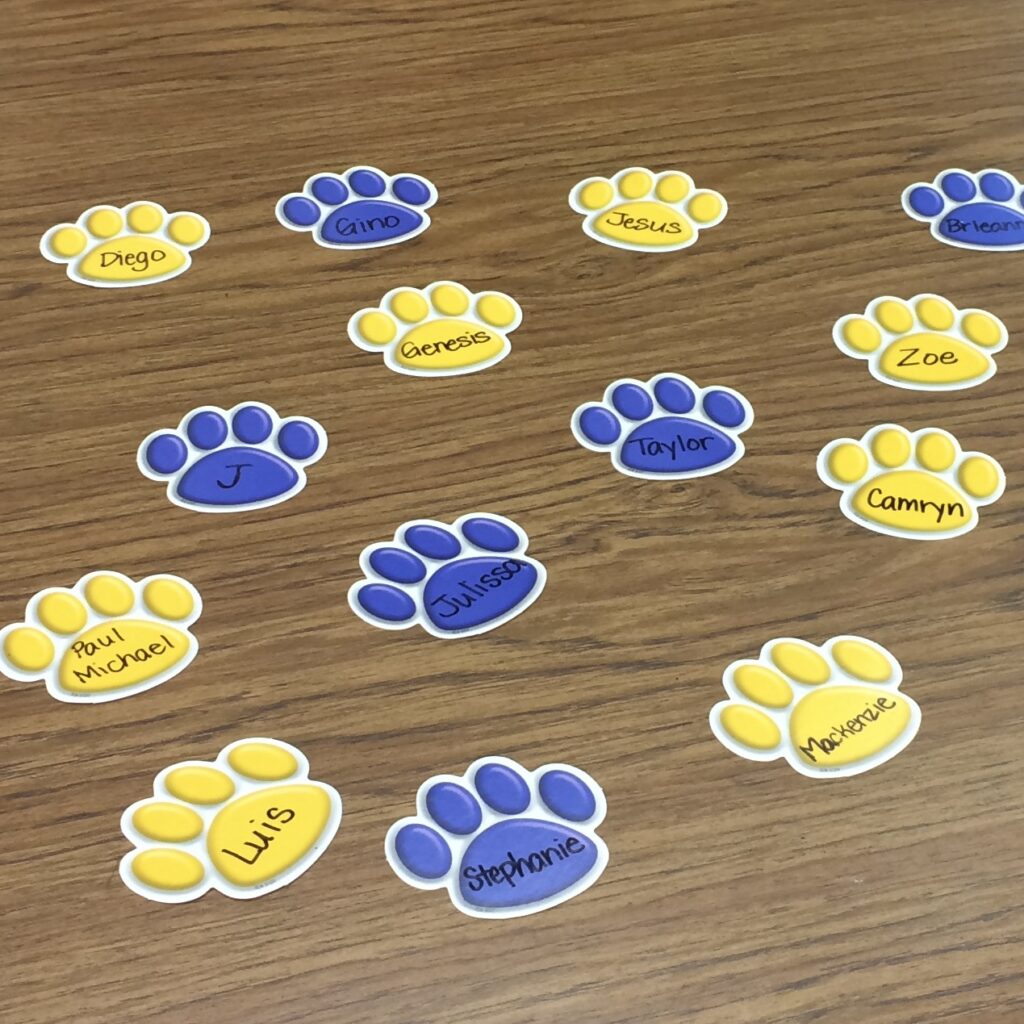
[{"x1": 2, "y1": 1, "x2": 1022, "y2": 1021}]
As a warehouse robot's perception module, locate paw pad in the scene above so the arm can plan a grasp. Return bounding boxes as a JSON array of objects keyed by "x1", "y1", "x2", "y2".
[
  {"x1": 902, "y1": 168, "x2": 1024, "y2": 250},
  {"x1": 710, "y1": 636, "x2": 919, "y2": 777},
  {"x1": 572, "y1": 373, "x2": 753, "y2": 478},
  {"x1": 834, "y1": 294, "x2": 1007, "y2": 390},
  {"x1": 348, "y1": 281, "x2": 521, "y2": 376},
  {"x1": 387, "y1": 756, "x2": 607, "y2": 917},
  {"x1": 276, "y1": 166, "x2": 437, "y2": 249},
  {"x1": 569, "y1": 167, "x2": 726, "y2": 251},
  {"x1": 40, "y1": 202, "x2": 209, "y2": 287},
  {"x1": 818, "y1": 424, "x2": 1004, "y2": 540},
  {"x1": 138, "y1": 402, "x2": 327, "y2": 513},
  {"x1": 349, "y1": 513, "x2": 546, "y2": 638},
  {"x1": 121, "y1": 739, "x2": 341, "y2": 902},
  {"x1": 0, "y1": 572, "x2": 201, "y2": 702}
]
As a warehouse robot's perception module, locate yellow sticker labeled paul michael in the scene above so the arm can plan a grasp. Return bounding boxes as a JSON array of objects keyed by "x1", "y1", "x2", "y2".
[
  {"x1": 0, "y1": 571, "x2": 202, "y2": 703},
  {"x1": 817, "y1": 424, "x2": 1005, "y2": 540},
  {"x1": 710, "y1": 636, "x2": 920, "y2": 778},
  {"x1": 348, "y1": 281, "x2": 521, "y2": 377},
  {"x1": 40, "y1": 201, "x2": 210, "y2": 288},
  {"x1": 834, "y1": 294, "x2": 1007, "y2": 391},
  {"x1": 569, "y1": 167, "x2": 727, "y2": 252},
  {"x1": 120, "y1": 738, "x2": 342, "y2": 903}
]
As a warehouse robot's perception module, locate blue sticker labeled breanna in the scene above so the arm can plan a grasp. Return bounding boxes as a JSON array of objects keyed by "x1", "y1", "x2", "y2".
[
  {"x1": 386, "y1": 756, "x2": 608, "y2": 918},
  {"x1": 138, "y1": 402, "x2": 327, "y2": 513},
  {"x1": 349, "y1": 513, "x2": 546, "y2": 638},
  {"x1": 902, "y1": 168, "x2": 1024, "y2": 251},
  {"x1": 276, "y1": 166, "x2": 437, "y2": 249},
  {"x1": 571, "y1": 373, "x2": 754, "y2": 479}
]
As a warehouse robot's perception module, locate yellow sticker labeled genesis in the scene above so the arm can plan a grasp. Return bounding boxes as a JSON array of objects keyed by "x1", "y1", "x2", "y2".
[
  {"x1": 710, "y1": 636, "x2": 920, "y2": 778},
  {"x1": 120, "y1": 738, "x2": 342, "y2": 903}
]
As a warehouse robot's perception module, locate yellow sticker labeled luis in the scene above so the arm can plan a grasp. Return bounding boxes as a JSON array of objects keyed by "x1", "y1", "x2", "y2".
[
  {"x1": 834, "y1": 294, "x2": 1007, "y2": 391},
  {"x1": 817, "y1": 424, "x2": 1005, "y2": 540},
  {"x1": 120, "y1": 738, "x2": 342, "y2": 903},
  {"x1": 348, "y1": 281, "x2": 522, "y2": 377},
  {"x1": 710, "y1": 636, "x2": 920, "y2": 778},
  {"x1": 0, "y1": 571, "x2": 202, "y2": 703}
]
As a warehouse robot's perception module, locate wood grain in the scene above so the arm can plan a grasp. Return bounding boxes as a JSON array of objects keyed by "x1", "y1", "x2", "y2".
[{"x1": 1, "y1": 1, "x2": 1023, "y2": 1021}]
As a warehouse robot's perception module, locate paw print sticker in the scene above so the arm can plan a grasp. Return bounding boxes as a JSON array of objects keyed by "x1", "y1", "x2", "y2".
[
  {"x1": 387, "y1": 756, "x2": 608, "y2": 918},
  {"x1": 902, "y1": 168, "x2": 1024, "y2": 251},
  {"x1": 710, "y1": 636, "x2": 920, "y2": 778},
  {"x1": 40, "y1": 201, "x2": 209, "y2": 288},
  {"x1": 0, "y1": 571, "x2": 201, "y2": 703},
  {"x1": 349, "y1": 514, "x2": 546, "y2": 638},
  {"x1": 138, "y1": 402, "x2": 327, "y2": 513},
  {"x1": 572, "y1": 374, "x2": 753, "y2": 479},
  {"x1": 121, "y1": 739, "x2": 342, "y2": 903},
  {"x1": 569, "y1": 167, "x2": 726, "y2": 252},
  {"x1": 834, "y1": 294, "x2": 1007, "y2": 391},
  {"x1": 276, "y1": 166, "x2": 437, "y2": 249}
]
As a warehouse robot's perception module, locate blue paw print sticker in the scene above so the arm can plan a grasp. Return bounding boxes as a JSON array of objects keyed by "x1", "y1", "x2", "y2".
[
  {"x1": 571, "y1": 373, "x2": 753, "y2": 479},
  {"x1": 902, "y1": 168, "x2": 1024, "y2": 251},
  {"x1": 349, "y1": 514, "x2": 546, "y2": 638},
  {"x1": 138, "y1": 402, "x2": 327, "y2": 512},
  {"x1": 386, "y1": 756, "x2": 608, "y2": 918},
  {"x1": 276, "y1": 165, "x2": 437, "y2": 249}
]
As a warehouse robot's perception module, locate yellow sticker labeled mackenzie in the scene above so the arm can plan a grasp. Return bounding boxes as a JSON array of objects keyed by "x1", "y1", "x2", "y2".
[
  {"x1": 834, "y1": 294, "x2": 1007, "y2": 391},
  {"x1": 348, "y1": 281, "x2": 522, "y2": 377},
  {"x1": 710, "y1": 636, "x2": 920, "y2": 778},
  {"x1": 817, "y1": 424, "x2": 1005, "y2": 540},
  {"x1": 120, "y1": 738, "x2": 342, "y2": 903},
  {"x1": 0, "y1": 571, "x2": 202, "y2": 703}
]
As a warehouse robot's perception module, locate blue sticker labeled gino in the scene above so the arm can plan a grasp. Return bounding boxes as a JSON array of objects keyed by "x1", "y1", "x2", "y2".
[
  {"x1": 349, "y1": 513, "x2": 546, "y2": 639},
  {"x1": 386, "y1": 756, "x2": 608, "y2": 919},
  {"x1": 138, "y1": 402, "x2": 327, "y2": 513},
  {"x1": 902, "y1": 168, "x2": 1024, "y2": 251},
  {"x1": 276, "y1": 166, "x2": 437, "y2": 249},
  {"x1": 571, "y1": 373, "x2": 754, "y2": 479}
]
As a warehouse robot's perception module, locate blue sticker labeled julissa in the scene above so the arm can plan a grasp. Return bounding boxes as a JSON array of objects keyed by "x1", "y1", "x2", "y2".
[
  {"x1": 349, "y1": 513, "x2": 546, "y2": 638},
  {"x1": 276, "y1": 166, "x2": 437, "y2": 249},
  {"x1": 138, "y1": 402, "x2": 327, "y2": 513},
  {"x1": 572, "y1": 373, "x2": 754, "y2": 479},
  {"x1": 386, "y1": 756, "x2": 608, "y2": 918},
  {"x1": 902, "y1": 168, "x2": 1024, "y2": 251}
]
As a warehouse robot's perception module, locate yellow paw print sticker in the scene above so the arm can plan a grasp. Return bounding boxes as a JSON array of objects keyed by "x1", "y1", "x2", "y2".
[
  {"x1": 40, "y1": 201, "x2": 210, "y2": 288},
  {"x1": 569, "y1": 167, "x2": 726, "y2": 252},
  {"x1": 818, "y1": 424, "x2": 1005, "y2": 540},
  {"x1": 121, "y1": 739, "x2": 342, "y2": 903},
  {"x1": 835, "y1": 294, "x2": 1007, "y2": 391},
  {"x1": 348, "y1": 281, "x2": 521, "y2": 376},
  {"x1": 710, "y1": 636, "x2": 919, "y2": 778},
  {"x1": 0, "y1": 571, "x2": 201, "y2": 703}
]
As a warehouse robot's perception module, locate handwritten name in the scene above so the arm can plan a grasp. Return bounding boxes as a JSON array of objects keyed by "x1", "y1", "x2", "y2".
[
  {"x1": 331, "y1": 214, "x2": 401, "y2": 237},
  {"x1": 896, "y1": 348, "x2": 958, "y2": 367},
  {"x1": 627, "y1": 433, "x2": 717, "y2": 460},
  {"x1": 401, "y1": 330, "x2": 492, "y2": 360},
  {"x1": 603, "y1": 211, "x2": 683, "y2": 234},
  {"x1": 100, "y1": 249, "x2": 167, "y2": 273},
  {"x1": 430, "y1": 559, "x2": 527, "y2": 619},
  {"x1": 463, "y1": 836, "x2": 587, "y2": 891},
  {"x1": 944, "y1": 216, "x2": 1024, "y2": 235},
  {"x1": 866, "y1": 487, "x2": 965, "y2": 523},
  {"x1": 798, "y1": 696, "x2": 899, "y2": 762},
  {"x1": 220, "y1": 806, "x2": 296, "y2": 866},
  {"x1": 71, "y1": 627, "x2": 177, "y2": 685}
]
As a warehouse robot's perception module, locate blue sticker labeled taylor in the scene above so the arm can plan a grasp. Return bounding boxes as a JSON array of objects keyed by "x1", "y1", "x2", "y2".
[
  {"x1": 276, "y1": 165, "x2": 437, "y2": 249},
  {"x1": 902, "y1": 168, "x2": 1024, "y2": 251},
  {"x1": 386, "y1": 756, "x2": 608, "y2": 919},
  {"x1": 138, "y1": 402, "x2": 327, "y2": 513},
  {"x1": 348, "y1": 513, "x2": 546, "y2": 638},
  {"x1": 572, "y1": 373, "x2": 753, "y2": 479}
]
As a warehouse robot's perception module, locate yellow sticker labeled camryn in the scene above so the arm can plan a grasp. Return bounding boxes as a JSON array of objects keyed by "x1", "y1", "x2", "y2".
[
  {"x1": 817, "y1": 424, "x2": 1005, "y2": 540},
  {"x1": 710, "y1": 636, "x2": 920, "y2": 778},
  {"x1": 0, "y1": 571, "x2": 202, "y2": 703},
  {"x1": 347, "y1": 282, "x2": 522, "y2": 377},
  {"x1": 120, "y1": 738, "x2": 342, "y2": 903},
  {"x1": 834, "y1": 294, "x2": 1007, "y2": 391}
]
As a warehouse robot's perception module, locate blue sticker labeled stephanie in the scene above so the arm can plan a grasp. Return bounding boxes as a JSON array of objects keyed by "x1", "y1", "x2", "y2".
[
  {"x1": 571, "y1": 373, "x2": 754, "y2": 479},
  {"x1": 902, "y1": 168, "x2": 1024, "y2": 251},
  {"x1": 386, "y1": 756, "x2": 608, "y2": 918},
  {"x1": 138, "y1": 402, "x2": 327, "y2": 513},
  {"x1": 276, "y1": 166, "x2": 437, "y2": 249},
  {"x1": 349, "y1": 513, "x2": 546, "y2": 639}
]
